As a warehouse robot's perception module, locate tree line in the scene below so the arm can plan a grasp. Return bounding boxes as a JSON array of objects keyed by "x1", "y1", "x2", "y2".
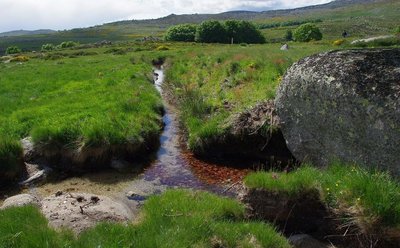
[{"x1": 165, "y1": 20, "x2": 266, "y2": 44}]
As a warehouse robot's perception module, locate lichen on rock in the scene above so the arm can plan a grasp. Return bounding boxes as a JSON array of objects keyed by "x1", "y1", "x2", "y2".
[{"x1": 275, "y1": 48, "x2": 400, "y2": 176}]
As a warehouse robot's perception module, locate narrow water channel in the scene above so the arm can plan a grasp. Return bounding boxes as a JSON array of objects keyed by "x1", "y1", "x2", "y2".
[{"x1": 120, "y1": 68, "x2": 249, "y2": 212}]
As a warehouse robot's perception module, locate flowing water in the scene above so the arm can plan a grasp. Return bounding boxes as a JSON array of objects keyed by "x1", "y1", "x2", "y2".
[{"x1": 120, "y1": 68, "x2": 249, "y2": 212}]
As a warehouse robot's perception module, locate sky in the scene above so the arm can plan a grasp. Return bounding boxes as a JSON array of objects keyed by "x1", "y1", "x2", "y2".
[{"x1": 0, "y1": 0, "x2": 332, "y2": 33}]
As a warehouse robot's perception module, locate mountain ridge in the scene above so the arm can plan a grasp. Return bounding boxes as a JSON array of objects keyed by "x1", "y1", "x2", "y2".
[{"x1": 0, "y1": 29, "x2": 56, "y2": 37}]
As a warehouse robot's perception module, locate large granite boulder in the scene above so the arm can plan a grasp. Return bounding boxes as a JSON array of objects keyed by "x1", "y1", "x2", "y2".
[{"x1": 275, "y1": 49, "x2": 400, "y2": 175}]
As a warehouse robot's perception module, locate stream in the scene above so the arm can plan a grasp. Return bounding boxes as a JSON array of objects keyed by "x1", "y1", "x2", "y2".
[{"x1": 119, "y1": 68, "x2": 248, "y2": 212}]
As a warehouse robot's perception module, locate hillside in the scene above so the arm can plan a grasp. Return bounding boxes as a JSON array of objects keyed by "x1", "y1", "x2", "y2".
[
  {"x1": 0, "y1": 29, "x2": 56, "y2": 38},
  {"x1": 0, "y1": 0, "x2": 398, "y2": 54}
]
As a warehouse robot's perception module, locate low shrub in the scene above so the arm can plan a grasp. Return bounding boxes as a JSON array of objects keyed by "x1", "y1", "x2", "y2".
[
  {"x1": 156, "y1": 45, "x2": 169, "y2": 51},
  {"x1": 41, "y1": 43, "x2": 55, "y2": 52},
  {"x1": 58, "y1": 41, "x2": 78, "y2": 49},
  {"x1": 5, "y1": 46, "x2": 21, "y2": 55},
  {"x1": 10, "y1": 56, "x2": 30, "y2": 62},
  {"x1": 333, "y1": 39, "x2": 345, "y2": 46}
]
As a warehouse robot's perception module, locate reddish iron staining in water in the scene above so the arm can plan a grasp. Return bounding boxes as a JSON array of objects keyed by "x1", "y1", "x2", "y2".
[{"x1": 181, "y1": 150, "x2": 251, "y2": 185}]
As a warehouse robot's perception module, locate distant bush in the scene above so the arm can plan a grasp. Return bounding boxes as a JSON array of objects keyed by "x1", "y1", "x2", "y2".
[
  {"x1": 41, "y1": 43, "x2": 55, "y2": 51},
  {"x1": 395, "y1": 26, "x2": 400, "y2": 34},
  {"x1": 195, "y1": 20, "x2": 228, "y2": 43},
  {"x1": 284, "y1": 30, "x2": 293, "y2": 41},
  {"x1": 293, "y1": 23, "x2": 323, "y2": 42},
  {"x1": 58, "y1": 41, "x2": 78, "y2": 49},
  {"x1": 333, "y1": 39, "x2": 345, "y2": 46},
  {"x1": 165, "y1": 24, "x2": 197, "y2": 42},
  {"x1": 10, "y1": 56, "x2": 30, "y2": 62},
  {"x1": 258, "y1": 19, "x2": 323, "y2": 29},
  {"x1": 5, "y1": 46, "x2": 21, "y2": 55}
]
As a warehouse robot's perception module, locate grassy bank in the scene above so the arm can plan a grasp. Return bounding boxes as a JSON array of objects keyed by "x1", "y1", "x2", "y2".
[
  {"x1": 164, "y1": 42, "x2": 333, "y2": 155},
  {"x1": 0, "y1": 190, "x2": 290, "y2": 248},
  {"x1": 0, "y1": 43, "x2": 166, "y2": 177},
  {"x1": 245, "y1": 163, "x2": 400, "y2": 236}
]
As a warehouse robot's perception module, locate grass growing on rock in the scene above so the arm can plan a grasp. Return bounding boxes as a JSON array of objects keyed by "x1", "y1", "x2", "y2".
[
  {"x1": 0, "y1": 43, "x2": 165, "y2": 171},
  {"x1": 164, "y1": 43, "x2": 333, "y2": 153},
  {"x1": 245, "y1": 163, "x2": 400, "y2": 229},
  {"x1": 0, "y1": 190, "x2": 290, "y2": 248}
]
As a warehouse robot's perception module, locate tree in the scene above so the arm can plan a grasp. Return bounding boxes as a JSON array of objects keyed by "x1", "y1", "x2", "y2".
[
  {"x1": 165, "y1": 24, "x2": 197, "y2": 42},
  {"x1": 284, "y1": 30, "x2": 293, "y2": 41},
  {"x1": 195, "y1": 20, "x2": 228, "y2": 43},
  {"x1": 293, "y1": 23, "x2": 322, "y2": 42},
  {"x1": 6, "y1": 46, "x2": 21, "y2": 55},
  {"x1": 41, "y1": 43, "x2": 55, "y2": 52},
  {"x1": 225, "y1": 20, "x2": 265, "y2": 44}
]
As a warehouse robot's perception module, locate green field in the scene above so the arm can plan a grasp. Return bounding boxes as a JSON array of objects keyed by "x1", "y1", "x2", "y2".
[
  {"x1": 164, "y1": 42, "x2": 333, "y2": 154},
  {"x1": 0, "y1": 43, "x2": 167, "y2": 179}
]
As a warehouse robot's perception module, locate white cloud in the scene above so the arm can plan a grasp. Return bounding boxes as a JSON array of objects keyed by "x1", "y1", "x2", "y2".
[{"x1": 0, "y1": 0, "x2": 331, "y2": 32}]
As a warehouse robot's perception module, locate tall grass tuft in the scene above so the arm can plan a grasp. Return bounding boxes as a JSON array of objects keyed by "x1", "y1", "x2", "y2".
[
  {"x1": 0, "y1": 138, "x2": 23, "y2": 182},
  {"x1": 245, "y1": 163, "x2": 400, "y2": 228}
]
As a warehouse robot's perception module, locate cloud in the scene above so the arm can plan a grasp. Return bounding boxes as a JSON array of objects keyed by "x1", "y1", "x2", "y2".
[{"x1": 0, "y1": 0, "x2": 331, "y2": 32}]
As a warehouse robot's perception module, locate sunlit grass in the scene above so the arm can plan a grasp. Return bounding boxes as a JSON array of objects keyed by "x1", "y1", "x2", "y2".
[
  {"x1": 165, "y1": 43, "x2": 333, "y2": 153},
  {"x1": 0, "y1": 45, "x2": 164, "y2": 174},
  {"x1": 0, "y1": 190, "x2": 290, "y2": 248},
  {"x1": 245, "y1": 163, "x2": 400, "y2": 228}
]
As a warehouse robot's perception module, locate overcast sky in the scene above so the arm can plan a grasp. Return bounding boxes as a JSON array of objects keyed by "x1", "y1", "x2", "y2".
[{"x1": 0, "y1": 0, "x2": 332, "y2": 33}]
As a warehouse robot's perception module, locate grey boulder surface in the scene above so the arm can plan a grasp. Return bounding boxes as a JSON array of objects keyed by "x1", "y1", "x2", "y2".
[{"x1": 275, "y1": 49, "x2": 400, "y2": 175}]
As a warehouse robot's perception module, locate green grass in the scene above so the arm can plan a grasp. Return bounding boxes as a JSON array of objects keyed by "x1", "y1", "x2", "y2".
[
  {"x1": 245, "y1": 163, "x2": 400, "y2": 228},
  {"x1": 164, "y1": 42, "x2": 333, "y2": 152},
  {"x1": 244, "y1": 166, "x2": 320, "y2": 196},
  {"x1": 0, "y1": 43, "x2": 165, "y2": 173},
  {"x1": 0, "y1": 205, "x2": 73, "y2": 248},
  {"x1": 0, "y1": 138, "x2": 23, "y2": 184},
  {"x1": 0, "y1": 190, "x2": 290, "y2": 248}
]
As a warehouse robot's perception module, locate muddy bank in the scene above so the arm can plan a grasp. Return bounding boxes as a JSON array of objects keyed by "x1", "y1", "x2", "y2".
[{"x1": 22, "y1": 126, "x2": 162, "y2": 173}]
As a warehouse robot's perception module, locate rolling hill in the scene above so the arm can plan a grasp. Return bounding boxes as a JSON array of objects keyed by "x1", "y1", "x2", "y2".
[{"x1": 0, "y1": 0, "x2": 398, "y2": 55}]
